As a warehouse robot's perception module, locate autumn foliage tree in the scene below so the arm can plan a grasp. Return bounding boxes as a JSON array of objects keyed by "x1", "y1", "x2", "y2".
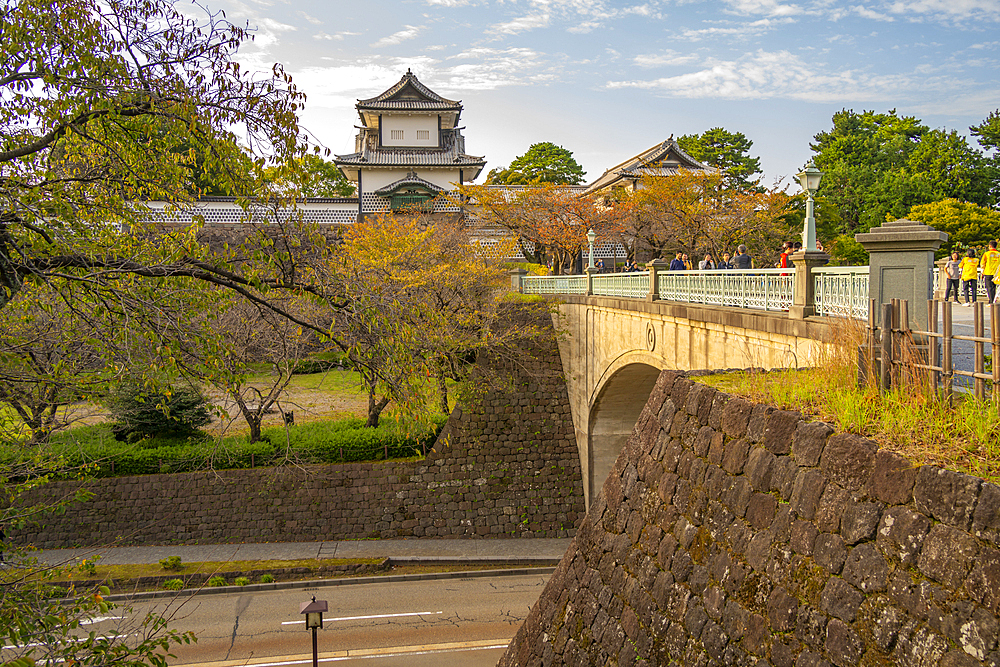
[
  {"x1": 459, "y1": 184, "x2": 625, "y2": 274},
  {"x1": 616, "y1": 170, "x2": 790, "y2": 263}
]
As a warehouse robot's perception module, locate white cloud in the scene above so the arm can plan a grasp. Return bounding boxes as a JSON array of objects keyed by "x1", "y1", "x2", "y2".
[
  {"x1": 605, "y1": 49, "x2": 973, "y2": 104},
  {"x1": 677, "y1": 17, "x2": 794, "y2": 40},
  {"x1": 634, "y1": 50, "x2": 701, "y2": 67},
  {"x1": 314, "y1": 31, "x2": 360, "y2": 41},
  {"x1": 489, "y1": 12, "x2": 552, "y2": 34},
  {"x1": 370, "y1": 25, "x2": 424, "y2": 47},
  {"x1": 850, "y1": 5, "x2": 895, "y2": 20},
  {"x1": 722, "y1": 0, "x2": 805, "y2": 17},
  {"x1": 426, "y1": 0, "x2": 477, "y2": 5},
  {"x1": 885, "y1": 0, "x2": 1000, "y2": 23},
  {"x1": 296, "y1": 11, "x2": 323, "y2": 25}
]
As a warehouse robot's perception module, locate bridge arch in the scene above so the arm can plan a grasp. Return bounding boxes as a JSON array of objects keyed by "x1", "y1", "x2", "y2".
[{"x1": 587, "y1": 354, "x2": 665, "y2": 504}]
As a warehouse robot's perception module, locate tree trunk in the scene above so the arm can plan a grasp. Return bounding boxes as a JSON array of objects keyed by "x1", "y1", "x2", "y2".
[
  {"x1": 247, "y1": 415, "x2": 262, "y2": 444},
  {"x1": 366, "y1": 389, "x2": 390, "y2": 428}
]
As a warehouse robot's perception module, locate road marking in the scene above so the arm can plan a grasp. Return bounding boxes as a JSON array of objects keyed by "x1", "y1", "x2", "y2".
[
  {"x1": 80, "y1": 615, "x2": 124, "y2": 625},
  {"x1": 280, "y1": 611, "x2": 442, "y2": 626},
  {"x1": 187, "y1": 639, "x2": 511, "y2": 667}
]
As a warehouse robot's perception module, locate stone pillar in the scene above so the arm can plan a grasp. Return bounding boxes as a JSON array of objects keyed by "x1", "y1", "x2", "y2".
[
  {"x1": 646, "y1": 258, "x2": 668, "y2": 302},
  {"x1": 933, "y1": 257, "x2": 949, "y2": 301},
  {"x1": 509, "y1": 268, "x2": 527, "y2": 293},
  {"x1": 585, "y1": 266, "x2": 598, "y2": 296},
  {"x1": 788, "y1": 250, "x2": 829, "y2": 319},
  {"x1": 855, "y1": 219, "x2": 948, "y2": 330}
]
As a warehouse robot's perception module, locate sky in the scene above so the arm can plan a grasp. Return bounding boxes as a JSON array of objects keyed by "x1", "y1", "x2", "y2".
[{"x1": 214, "y1": 0, "x2": 1000, "y2": 189}]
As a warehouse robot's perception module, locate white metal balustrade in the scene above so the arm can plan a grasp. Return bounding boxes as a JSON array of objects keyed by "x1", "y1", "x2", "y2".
[
  {"x1": 658, "y1": 269, "x2": 796, "y2": 312},
  {"x1": 522, "y1": 274, "x2": 588, "y2": 295},
  {"x1": 814, "y1": 266, "x2": 870, "y2": 320},
  {"x1": 592, "y1": 272, "x2": 650, "y2": 299}
]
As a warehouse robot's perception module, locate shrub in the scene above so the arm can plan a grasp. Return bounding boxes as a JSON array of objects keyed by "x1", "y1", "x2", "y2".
[
  {"x1": 164, "y1": 579, "x2": 184, "y2": 591},
  {"x1": 77, "y1": 556, "x2": 99, "y2": 576},
  {"x1": 260, "y1": 574, "x2": 275, "y2": 583},
  {"x1": 159, "y1": 556, "x2": 183, "y2": 571},
  {"x1": 207, "y1": 575, "x2": 227, "y2": 587},
  {"x1": 234, "y1": 576, "x2": 250, "y2": 586},
  {"x1": 107, "y1": 380, "x2": 211, "y2": 442}
]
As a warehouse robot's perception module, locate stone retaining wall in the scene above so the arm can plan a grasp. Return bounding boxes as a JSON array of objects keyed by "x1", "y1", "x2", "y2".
[
  {"x1": 11, "y1": 310, "x2": 585, "y2": 548},
  {"x1": 500, "y1": 370, "x2": 1000, "y2": 666}
]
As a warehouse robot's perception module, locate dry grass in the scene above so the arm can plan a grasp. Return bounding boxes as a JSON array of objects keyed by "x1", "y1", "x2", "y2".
[{"x1": 696, "y1": 317, "x2": 1000, "y2": 484}]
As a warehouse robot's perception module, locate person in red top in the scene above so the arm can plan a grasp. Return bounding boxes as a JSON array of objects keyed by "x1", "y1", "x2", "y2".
[{"x1": 778, "y1": 241, "x2": 792, "y2": 274}]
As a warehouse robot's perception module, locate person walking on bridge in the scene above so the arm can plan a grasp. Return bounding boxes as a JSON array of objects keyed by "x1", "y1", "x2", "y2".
[
  {"x1": 983, "y1": 240, "x2": 1000, "y2": 303},
  {"x1": 945, "y1": 251, "x2": 962, "y2": 303},
  {"x1": 669, "y1": 252, "x2": 685, "y2": 271},
  {"x1": 733, "y1": 245, "x2": 752, "y2": 269},
  {"x1": 961, "y1": 248, "x2": 979, "y2": 305}
]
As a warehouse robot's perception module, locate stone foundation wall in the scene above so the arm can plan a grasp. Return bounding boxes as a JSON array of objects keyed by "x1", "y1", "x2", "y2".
[
  {"x1": 11, "y1": 310, "x2": 585, "y2": 548},
  {"x1": 500, "y1": 370, "x2": 1000, "y2": 667}
]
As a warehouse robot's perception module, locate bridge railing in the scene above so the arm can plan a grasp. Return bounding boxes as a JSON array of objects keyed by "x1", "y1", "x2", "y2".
[
  {"x1": 657, "y1": 268, "x2": 796, "y2": 312},
  {"x1": 814, "y1": 266, "x2": 870, "y2": 320},
  {"x1": 521, "y1": 274, "x2": 589, "y2": 294},
  {"x1": 593, "y1": 272, "x2": 650, "y2": 299}
]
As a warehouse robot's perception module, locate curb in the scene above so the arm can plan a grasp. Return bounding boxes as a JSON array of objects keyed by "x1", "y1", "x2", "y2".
[{"x1": 103, "y1": 563, "x2": 557, "y2": 602}]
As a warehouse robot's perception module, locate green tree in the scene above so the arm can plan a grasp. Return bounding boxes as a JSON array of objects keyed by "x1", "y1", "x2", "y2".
[
  {"x1": 677, "y1": 127, "x2": 763, "y2": 189},
  {"x1": 268, "y1": 153, "x2": 356, "y2": 198},
  {"x1": 810, "y1": 109, "x2": 993, "y2": 234},
  {"x1": 907, "y1": 199, "x2": 1000, "y2": 255},
  {"x1": 485, "y1": 142, "x2": 586, "y2": 185},
  {"x1": 971, "y1": 109, "x2": 1000, "y2": 204}
]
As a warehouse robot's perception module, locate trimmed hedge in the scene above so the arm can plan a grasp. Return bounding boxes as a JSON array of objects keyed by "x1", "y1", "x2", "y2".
[{"x1": 5, "y1": 415, "x2": 447, "y2": 478}]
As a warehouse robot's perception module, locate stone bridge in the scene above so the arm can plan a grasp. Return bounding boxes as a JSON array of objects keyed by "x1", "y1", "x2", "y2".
[{"x1": 552, "y1": 295, "x2": 834, "y2": 508}]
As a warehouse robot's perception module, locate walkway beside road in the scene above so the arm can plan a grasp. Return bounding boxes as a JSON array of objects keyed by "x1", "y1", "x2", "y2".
[{"x1": 33, "y1": 537, "x2": 573, "y2": 567}]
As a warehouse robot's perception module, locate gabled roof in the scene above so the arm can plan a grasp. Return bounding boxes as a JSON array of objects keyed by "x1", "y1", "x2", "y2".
[
  {"x1": 357, "y1": 70, "x2": 462, "y2": 112},
  {"x1": 373, "y1": 172, "x2": 445, "y2": 196},
  {"x1": 583, "y1": 139, "x2": 711, "y2": 194},
  {"x1": 334, "y1": 128, "x2": 486, "y2": 175}
]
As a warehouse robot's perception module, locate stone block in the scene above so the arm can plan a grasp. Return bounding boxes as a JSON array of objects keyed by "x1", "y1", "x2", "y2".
[
  {"x1": 722, "y1": 397, "x2": 754, "y2": 439},
  {"x1": 694, "y1": 426, "x2": 715, "y2": 457},
  {"x1": 762, "y1": 410, "x2": 802, "y2": 455},
  {"x1": 825, "y1": 618, "x2": 863, "y2": 667},
  {"x1": 795, "y1": 606, "x2": 828, "y2": 650},
  {"x1": 814, "y1": 533, "x2": 847, "y2": 574},
  {"x1": 866, "y1": 449, "x2": 918, "y2": 505},
  {"x1": 747, "y1": 493, "x2": 779, "y2": 531},
  {"x1": 745, "y1": 447, "x2": 777, "y2": 492},
  {"x1": 815, "y1": 484, "x2": 849, "y2": 533},
  {"x1": 790, "y1": 469, "x2": 827, "y2": 520},
  {"x1": 821, "y1": 577, "x2": 864, "y2": 622},
  {"x1": 722, "y1": 438, "x2": 752, "y2": 475},
  {"x1": 840, "y1": 501, "x2": 882, "y2": 545},
  {"x1": 686, "y1": 383, "x2": 717, "y2": 425},
  {"x1": 842, "y1": 542, "x2": 889, "y2": 593},
  {"x1": 792, "y1": 421, "x2": 834, "y2": 467},
  {"x1": 974, "y1": 482, "x2": 1000, "y2": 548},
  {"x1": 877, "y1": 506, "x2": 931, "y2": 567},
  {"x1": 709, "y1": 392, "x2": 731, "y2": 431},
  {"x1": 747, "y1": 404, "x2": 775, "y2": 443},
  {"x1": 966, "y1": 547, "x2": 1000, "y2": 614},
  {"x1": 914, "y1": 466, "x2": 982, "y2": 529},
  {"x1": 940, "y1": 651, "x2": 983, "y2": 667},
  {"x1": 820, "y1": 434, "x2": 877, "y2": 492},
  {"x1": 918, "y1": 523, "x2": 980, "y2": 590},
  {"x1": 767, "y1": 586, "x2": 799, "y2": 632},
  {"x1": 791, "y1": 520, "x2": 819, "y2": 556}
]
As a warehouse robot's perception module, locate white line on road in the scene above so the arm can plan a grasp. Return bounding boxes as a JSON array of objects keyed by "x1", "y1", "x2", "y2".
[
  {"x1": 192, "y1": 642, "x2": 510, "y2": 667},
  {"x1": 280, "y1": 611, "x2": 442, "y2": 626}
]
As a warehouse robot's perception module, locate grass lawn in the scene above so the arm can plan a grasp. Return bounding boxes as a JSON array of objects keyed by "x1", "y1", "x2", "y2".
[{"x1": 697, "y1": 367, "x2": 1000, "y2": 484}]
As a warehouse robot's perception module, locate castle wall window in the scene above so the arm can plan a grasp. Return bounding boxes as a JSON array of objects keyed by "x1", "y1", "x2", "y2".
[
  {"x1": 416, "y1": 130, "x2": 429, "y2": 140},
  {"x1": 390, "y1": 129, "x2": 404, "y2": 140}
]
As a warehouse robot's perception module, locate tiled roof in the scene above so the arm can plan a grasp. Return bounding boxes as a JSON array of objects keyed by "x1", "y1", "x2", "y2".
[
  {"x1": 334, "y1": 128, "x2": 486, "y2": 168},
  {"x1": 373, "y1": 172, "x2": 445, "y2": 196},
  {"x1": 583, "y1": 139, "x2": 711, "y2": 194},
  {"x1": 357, "y1": 70, "x2": 462, "y2": 111}
]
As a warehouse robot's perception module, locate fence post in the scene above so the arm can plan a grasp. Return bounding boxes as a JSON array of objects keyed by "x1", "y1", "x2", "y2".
[
  {"x1": 645, "y1": 259, "x2": 667, "y2": 302},
  {"x1": 975, "y1": 302, "x2": 986, "y2": 401},
  {"x1": 585, "y1": 265, "x2": 596, "y2": 296},
  {"x1": 928, "y1": 300, "x2": 939, "y2": 394},
  {"x1": 880, "y1": 303, "x2": 893, "y2": 392},
  {"x1": 943, "y1": 300, "x2": 953, "y2": 405},
  {"x1": 789, "y1": 247, "x2": 829, "y2": 319},
  {"x1": 992, "y1": 304, "x2": 999, "y2": 408}
]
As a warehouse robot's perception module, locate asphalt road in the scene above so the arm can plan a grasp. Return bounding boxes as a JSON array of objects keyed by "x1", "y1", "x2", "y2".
[{"x1": 90, "y1": 571, "x2": 550, "y2": 666}]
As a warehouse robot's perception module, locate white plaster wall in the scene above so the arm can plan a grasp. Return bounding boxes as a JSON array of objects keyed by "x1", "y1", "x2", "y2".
[
  {"x1": 361, "y1": 169, "x2": 462, "y2": 192},
  {"x1": 381, "y1": 115, "x2": 439, "y2": 148}
]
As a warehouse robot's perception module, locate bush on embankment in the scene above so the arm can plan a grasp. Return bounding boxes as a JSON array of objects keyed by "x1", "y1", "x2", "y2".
[{"x1": 1, "y1": 416, "x2": 447, "y2": 478}]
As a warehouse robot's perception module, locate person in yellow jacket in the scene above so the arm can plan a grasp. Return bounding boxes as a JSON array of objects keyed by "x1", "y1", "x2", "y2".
[
  {"x1": 960, "y1": 248, "x2": 980, "y2": 305},
  {"x1": 982, "y1": 240, "x2": 1000, "y2": 304}
]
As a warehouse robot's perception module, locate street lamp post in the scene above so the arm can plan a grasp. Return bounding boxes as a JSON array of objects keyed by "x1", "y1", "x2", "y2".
[
  {"x1": 797, "y1": 160, "x2": 823, "y2": 251},
  {"x1": 587, "y1": 228, "x2": 597, "y2": 270},
  {"x1": 300, "y1": 596, "x2": 328, "y2": 667}
]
